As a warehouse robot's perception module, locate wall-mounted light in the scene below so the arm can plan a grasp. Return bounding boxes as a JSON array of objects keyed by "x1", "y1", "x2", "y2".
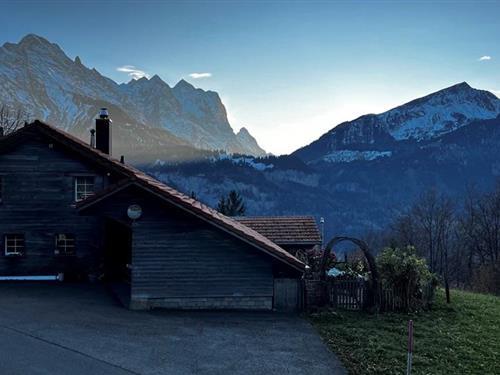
[{"x1": 127, "y1": 204, "x2": 142, "y2": 220}]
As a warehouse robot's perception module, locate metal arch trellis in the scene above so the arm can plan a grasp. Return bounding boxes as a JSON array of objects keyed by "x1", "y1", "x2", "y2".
[{"x1": 319, "y1": 236, "x2": 380, "y2": 311}]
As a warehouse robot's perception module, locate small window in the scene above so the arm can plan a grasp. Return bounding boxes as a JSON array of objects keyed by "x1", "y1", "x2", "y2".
[
  {"x1": 55, "y1": 234, "x2": 76, "y2": 256},
  {"x1": 4, "y1": 234, "x2": 25, "y2": 256},
  {"x1": 74, "y1": 176, "x2": 95, "y2": 202}
]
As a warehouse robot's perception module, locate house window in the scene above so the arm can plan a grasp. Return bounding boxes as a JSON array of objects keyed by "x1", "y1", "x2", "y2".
[
  {"x1": 0, "y1": 176, "x2": 3, "y2": 204},
  {"x1": 74, "y1": 176, "x2": 95, "y2": 201},
  {"x1": 55, "y1": 234, "x2": 76, "y2": 256},
  {"x1": 4, "y1": 234, "x2": 25, "y2": 256}
]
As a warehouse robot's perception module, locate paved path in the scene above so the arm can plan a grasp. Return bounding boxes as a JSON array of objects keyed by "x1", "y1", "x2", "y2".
[{"x1": 0, "y1": 283, "x2": 346, "y2": 375}]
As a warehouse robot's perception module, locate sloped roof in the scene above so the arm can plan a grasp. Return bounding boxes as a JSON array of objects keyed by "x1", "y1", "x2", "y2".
[
  {"x1": 234, "y1": 216, "x2": 322, "y2": 246},
  {"x1": 1, "y1": 121, "x2": 305, "y2": 271}
]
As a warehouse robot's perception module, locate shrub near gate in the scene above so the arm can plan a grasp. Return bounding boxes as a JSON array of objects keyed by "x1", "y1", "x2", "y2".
[{"x1": 377, "y1": 246, "x2": 437, "y2": 311}]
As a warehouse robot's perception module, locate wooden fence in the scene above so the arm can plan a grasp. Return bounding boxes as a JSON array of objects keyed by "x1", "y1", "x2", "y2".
[
  {"x1": 379, "y1": 286, "x2": 406, "y2": 311},
  {"x1": 324, "y1": 279, "x2": 435, "y2": 312},
  {"x1": 328, "y1": 279, "x2": 367, "y2": 310}
]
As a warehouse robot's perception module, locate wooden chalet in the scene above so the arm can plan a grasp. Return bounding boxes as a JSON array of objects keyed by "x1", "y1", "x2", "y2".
[{"x1": 0, "y1": 112, "x2": 305, "y2": 311}]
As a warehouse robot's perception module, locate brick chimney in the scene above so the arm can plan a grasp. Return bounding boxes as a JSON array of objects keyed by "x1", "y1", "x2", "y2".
[{"x1": 95, "y1": 108, "x2": 112, "y2": 155}]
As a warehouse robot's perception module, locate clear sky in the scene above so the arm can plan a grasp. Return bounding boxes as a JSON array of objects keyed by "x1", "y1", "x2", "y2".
[{"x1": 0, "y1": 1, "x2": 499, "y2": 154}]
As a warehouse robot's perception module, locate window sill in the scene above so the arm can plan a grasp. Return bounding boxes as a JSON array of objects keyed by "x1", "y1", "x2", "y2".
[{"x1": 54, "y1": 253, "x2": 77, "y2": 258}]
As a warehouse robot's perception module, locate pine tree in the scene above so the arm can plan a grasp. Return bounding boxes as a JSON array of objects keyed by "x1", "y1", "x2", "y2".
[
  {"x1": 217, "y1": 196, "x2": 227, "y2": 214},
  {"x1": 217, "y1": 190, "x2": 246, "y2": 216}
]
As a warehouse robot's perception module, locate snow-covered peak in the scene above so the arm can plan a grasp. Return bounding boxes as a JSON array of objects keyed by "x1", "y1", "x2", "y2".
[
  {"x1": 403, "y1": 82, "x2": 496, "y2": 109},
  {"x1": 172, "y1": 79, "x2": 228, "y2": 125},
  {"x1": 0, "y1": 34, "x2": 266, "y2": 157},
  {"x1": 294, "y1": 83, "x2": 500, "y2": 163},
  {"x1": 0, "y1": 33, "x2": 126, "y2": 130},
  {"x1": 331, "y1": 83, "x2": 500, "y2": 144},
  {"x1": 12, "y1": 33, "x2": 67, "y2": 60},
  {"x1": 380, "y1": 82, "x2": 500, "y2": 140},
  {"x1": 236, "y1": 127, "x2": 266, "y2": 156}
]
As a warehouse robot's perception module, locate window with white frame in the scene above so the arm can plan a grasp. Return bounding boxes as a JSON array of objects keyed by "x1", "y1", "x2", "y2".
[
  {"x1": 55, "y1": 234, "x2": 76, "y2": 256},
  {"x1": 4, "y1": 234, "x2": 25, "y2": 256},
  {"x1": 74, "y1": 176, "x2": 95, "y2": 202}
]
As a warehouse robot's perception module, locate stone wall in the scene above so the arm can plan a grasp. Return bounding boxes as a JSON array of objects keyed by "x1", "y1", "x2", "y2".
[{"x1": 130, "y1": 296, "x2": 273, "y2": 310}]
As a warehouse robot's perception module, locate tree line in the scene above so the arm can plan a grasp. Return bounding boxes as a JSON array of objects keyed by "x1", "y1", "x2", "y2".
[{"x1": 375, "y1": 185, "x2": 500, "y2": 297}]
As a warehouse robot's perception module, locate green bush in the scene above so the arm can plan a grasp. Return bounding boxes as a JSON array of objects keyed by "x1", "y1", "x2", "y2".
[{"x1": 377, "y1": 246, "x2": 437, "y2": 310}]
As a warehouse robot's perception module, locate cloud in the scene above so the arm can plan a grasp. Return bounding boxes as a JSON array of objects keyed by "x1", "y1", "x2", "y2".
[
  {"x1": 478, "y1": 55, "x2": 492, "y2": 61},
  {"x1": 116, "y1": 65, "x2": 150, "y2": 80},
  {"x1": 189, "y1": 72, "x2": 212, "y2": 79}
]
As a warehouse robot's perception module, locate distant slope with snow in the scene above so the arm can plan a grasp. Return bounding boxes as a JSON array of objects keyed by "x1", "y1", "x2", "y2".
[
  {"x1": 144, "y1": 84, "x2": 500, "y2": 239},
  {"x1": 293, "y1": 82, "x2": 500, "y2": 164},
  {"x1": 146, "y1": 115, "x2": 500, "y2": 239}
]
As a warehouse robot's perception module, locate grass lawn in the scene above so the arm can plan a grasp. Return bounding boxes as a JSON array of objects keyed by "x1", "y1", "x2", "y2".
[{"x1": 310, "y1": 289, "x2": 500, "y2": 375}]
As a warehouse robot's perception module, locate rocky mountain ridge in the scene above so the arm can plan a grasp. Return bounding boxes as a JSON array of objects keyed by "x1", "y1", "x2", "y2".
[
  {"x1": 293, "y1": 82, "x2": 500, "y2": 164},
  {"x1": 0, "y1": 34, "x2": 265, "y2": 160}
]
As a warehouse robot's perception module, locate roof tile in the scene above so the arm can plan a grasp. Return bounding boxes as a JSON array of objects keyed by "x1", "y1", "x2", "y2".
[{"x1": 234, "y1": 216, "x2": 322, "y2": 245}]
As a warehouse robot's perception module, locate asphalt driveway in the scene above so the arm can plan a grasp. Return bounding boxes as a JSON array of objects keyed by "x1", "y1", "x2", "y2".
[{"x1": 0, "y1": 283, "x2": 345, "y2": 375}]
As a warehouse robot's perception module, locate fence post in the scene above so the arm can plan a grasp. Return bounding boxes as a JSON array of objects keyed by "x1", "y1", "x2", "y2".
[{"x1": 406, "y1": 320, "x2": 414, "y2": 375}]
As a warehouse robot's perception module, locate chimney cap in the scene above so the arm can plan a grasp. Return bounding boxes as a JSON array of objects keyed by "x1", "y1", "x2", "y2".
[{"x1": 99, "y1": 108, "x2": 109, "y2": 119}]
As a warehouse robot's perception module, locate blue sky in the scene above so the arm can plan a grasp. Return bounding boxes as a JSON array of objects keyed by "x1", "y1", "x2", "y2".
[{"x1": 0, "y1": 1, "x2": 499, "y2": 154}]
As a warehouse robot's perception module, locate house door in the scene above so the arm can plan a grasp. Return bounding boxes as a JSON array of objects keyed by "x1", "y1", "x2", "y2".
[
  {"x1": 104, "y1": 219, "x2": 132, "y2": 283},
  {"x1": 274, "y1": 278, "x2": 302, "y2": 312}
]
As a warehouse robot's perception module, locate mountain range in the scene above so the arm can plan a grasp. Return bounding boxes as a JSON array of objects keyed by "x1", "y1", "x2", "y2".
[
  {"x1": 0, "y1": 34, "x2": 265, "y2": 162},
  {"x1": 148, "y1": 83, "x2": 500, "y2": 238},
  {"x1": 2, "y1": 34, "x2": 500, "y2": 238},
  {"x1": 293, "y1": 82, "x2": 500, "y2": 164}
]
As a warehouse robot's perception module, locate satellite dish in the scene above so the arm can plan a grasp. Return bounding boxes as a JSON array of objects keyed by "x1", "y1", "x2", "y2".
[{"x1": 127, "y1": 204, "x2": 142, "y2": 220}]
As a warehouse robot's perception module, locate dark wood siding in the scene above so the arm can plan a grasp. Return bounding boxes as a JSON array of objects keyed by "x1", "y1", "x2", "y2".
[
  {"x1": 90, "y1": 187, "x2": 274, "y2": 304},
  {"x1": 132, "y1": 217, "x2": 273, "y2": 299},
  {"x1": 0, "y1": 130, "x2": 118, "y2": 276}
]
